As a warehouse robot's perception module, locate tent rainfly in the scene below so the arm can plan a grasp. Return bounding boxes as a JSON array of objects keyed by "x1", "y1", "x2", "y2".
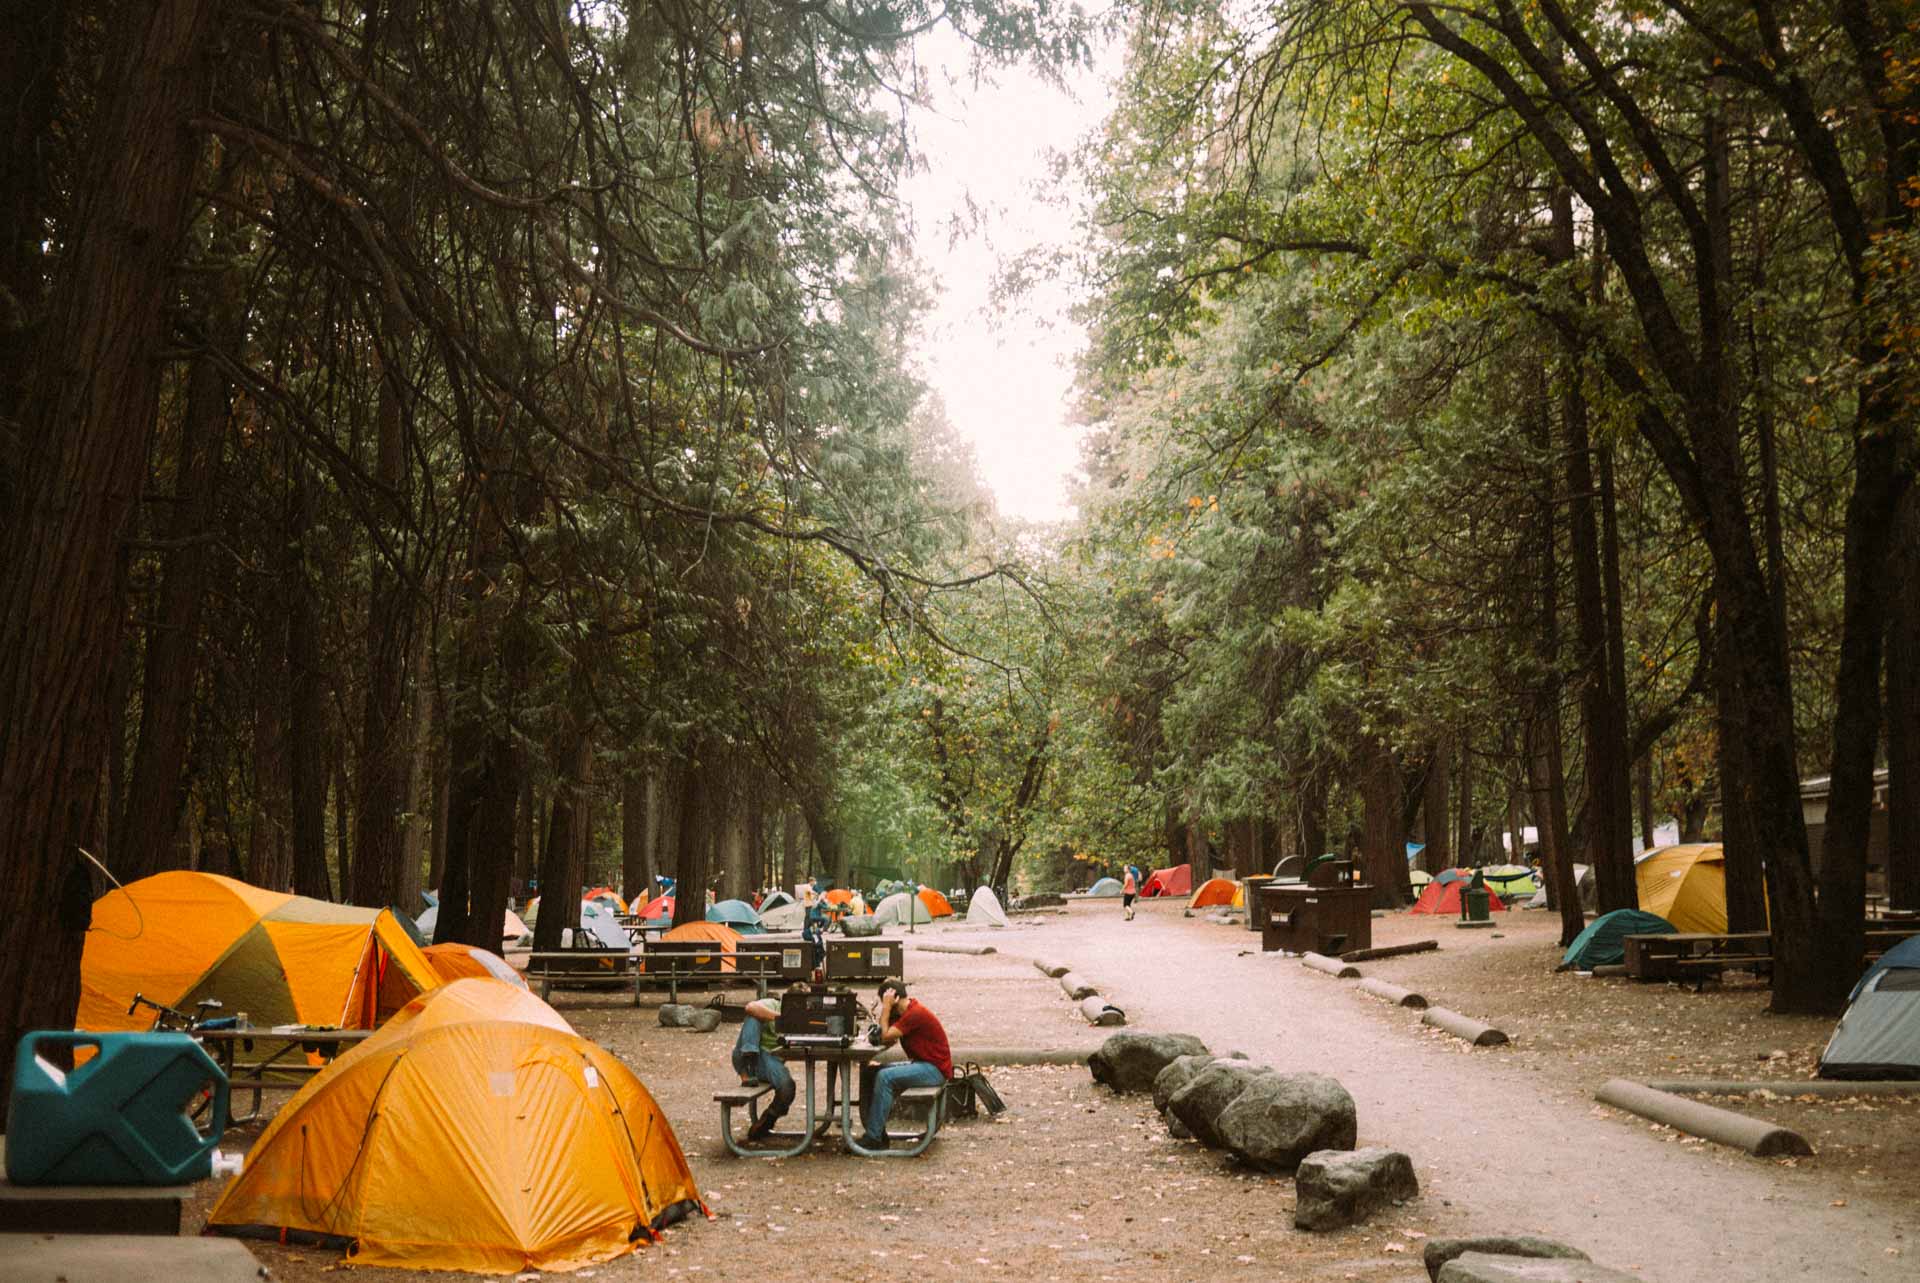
[
  {"x1": 1635, "y1": 844, "x2": 1737, "y2": 934},
  {"x1": 1409, "y1": 879, "x2": 1508, "y2": 916},
  {"x1": 1187, "y1": 877, "x2": 1238, "y2": 910},
  {"x1": 1140, "y1": 864, "x2": 1192, "y2": 898},
  {"x1": 1820, "y1": 935, "x2": 1920, "y2": 1079},
  {"x1": 873, "y1": 891, "x2": 932, "y2": 926},
  {"x1": 422, "y1": 943, "x2": 528, "y2": 990},
  {"x1": 207, "y1": 979, "x2": 705, "y2": 1271},
  {"x1": 80, "y1": 871, "x2": 440, "y2": 1033},
  {"x1": 1560, "y1": 908, "x2": 1677, "y2": 971},
  {"x1": 1086, "y1": 877, "x2": 1123, "y2": 898}
]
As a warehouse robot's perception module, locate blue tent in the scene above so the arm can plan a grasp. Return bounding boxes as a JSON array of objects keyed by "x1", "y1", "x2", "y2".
[
  {"x1": 707, "y1": 898, "x2": 764, "y2": 934},
  {"x1": 1821, "y1": 936, "x2": 1920, "y2": 1079},
  {"x1": 1406, "y1": 842, "x2": 1426, "y2": 864},
  {"x1": 1561, "y1": 908, "x2": 1676, "y2": 970},
  {"x1": 1087, "y1": 877, "x2": 1123, "y2": 898}
]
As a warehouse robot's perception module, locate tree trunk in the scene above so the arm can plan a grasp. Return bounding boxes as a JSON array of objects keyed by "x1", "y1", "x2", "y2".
[
  {"x1": 1888, "y1": 494, "x2": 1920, "y2": 912},
  {"x1": 1300, "y1": 769, "x2": 1328, "y2": 863},
  {"x1": 427, "y1": 686, "x2": 450, "y2": 896},
  {"x1": 398, "y1": 634, "x2": 432, "y2": 914},
  {"x1": 533, "y1": 719, "x2": 592, "y2": 951},
  {"x1": 0, "y1": 0, "x2": 216, "y2": 1096},
  {"x1": 1359, "y1": 738, "x2": 1409, "y2": 908},
  {"x1": 117, "y1": 273, "x2": 232, "y2": 877},
  {"x1": 781, "y1": 801, "x2": 803, "y2": 889},
  {"x1": 622, "y1": 771, "x2": 655, "y2": 904},
  {"x1": 1453, "y1": 739, "x2": 1474, "y2": 866},
  {"x1": 673, "y1": 741, "x2": 718, "y2": 927},
  {"x1": 1637, "y1": 753, "x2": 1655, "y2": 852},
  {"x1": 286, "y1": 466, "x2": 333, "y2": 902},
  {"x1": 1422, "y1": 744, "x2": 1451, "y2": 872}
]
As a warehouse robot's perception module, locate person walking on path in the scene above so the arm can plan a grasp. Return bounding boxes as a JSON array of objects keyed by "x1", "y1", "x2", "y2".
[
  {"x1": 1121, "y1": 868, "x2": 1138, "y2": 921},
  {"x1": 859, "y1": 979, "x2": 950, "y2": 1150}
]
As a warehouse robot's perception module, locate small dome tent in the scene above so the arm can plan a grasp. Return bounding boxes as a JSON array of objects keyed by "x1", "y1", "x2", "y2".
[
  {"x1": 917, "y1": 886, "x2": 954, "y2": 918},
  {"x1": 1187, "y1": 877, "x2": 1238, "y2": 910},
  {"x1": 874, "y1": 891, "x2": 932, "y2": 926},
  {"x1": 1409, "y1": 879, "x2": 1508, "y2": 916},
  {"x1": 1140, "y1": 864, "x2": 1191, "y2": 898},
  {"x1": 422, "y1": 942, "x2": 528, "y2": 989},
  {"x1": 1820, "y1": 936, "x2": 1920, "y2": 1079},
  {"x1": 1561, "y1": 908, "x2": 1677, "y2": 970},
  {"x1": 1086, "y1": 877, "x2": 1123, "y2": 897},
  {"x1": 1635, "y1": 844, "x2": 1735, "y2": 934},
  {"x1": 965, "y1": 886, "x2": 1010, "y2": 927},
  {"x1": 208, "y1": 979, "x2": 705, "y2": 1271}
]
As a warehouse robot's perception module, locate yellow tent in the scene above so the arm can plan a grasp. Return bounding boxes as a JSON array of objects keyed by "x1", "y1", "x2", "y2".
[
  {"x1": 208, "y1": 978, "x2": 706, "y2": 1271},
  {"x1": 80, "y1": 871, "x2": 439, "y2": 1032},
  {"x1": 1636, "y1": 844, "x2": 1736, "y2": 933}
]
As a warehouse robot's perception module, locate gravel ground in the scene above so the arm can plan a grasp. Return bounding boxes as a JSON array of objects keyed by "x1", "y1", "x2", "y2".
[{"x1": 188, "y1": 898, "x2": 1916, "y2": 1281}]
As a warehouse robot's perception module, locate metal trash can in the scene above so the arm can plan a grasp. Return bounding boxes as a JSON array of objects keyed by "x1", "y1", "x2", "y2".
[
  {"x1": 1241, "y1": 877, "x2": 1277, "y2": 932},
  {"x1": 1461, "y1": 871, "x2": 1492, "y2": 923}
]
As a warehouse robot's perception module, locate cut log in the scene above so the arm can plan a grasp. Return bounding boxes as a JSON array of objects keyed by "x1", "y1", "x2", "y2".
[
  {"x1": 1079, "y1": 996, "x2": 1125, "y2": 1026},
  {"x1": 1340, "y1": 939, "x2": 1439, "y2": 963},
  {"x1": 1421, "y1": 1007, "x2": 1509, "y2": 1047},
  {"x1": 1302, "y1": 952, "x2": 1361, "y2": 979},
  {"x1": 1357, "y1": 978, "x2": 1427, "y2": 1009},
  {"x1": 1594, "y1": 1078, "x2": 1812, "y2": 1156},
  {"x1": 1059, "y1": 972, "x2": 1099, "y2": 1001}
]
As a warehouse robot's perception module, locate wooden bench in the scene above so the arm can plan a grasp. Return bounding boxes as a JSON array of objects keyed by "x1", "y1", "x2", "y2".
[{"x1": 847, "y1": 1084, "x2": 945, "y2": 1159}]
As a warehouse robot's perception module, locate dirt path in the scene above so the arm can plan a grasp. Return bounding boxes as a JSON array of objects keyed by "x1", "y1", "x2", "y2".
[
  {"x1": 216, "y1": 900, "x2": 1914, "y2": 1282},
  {"x1": 986, "y1": 899, "x2": 1915, "y2": 1282}
]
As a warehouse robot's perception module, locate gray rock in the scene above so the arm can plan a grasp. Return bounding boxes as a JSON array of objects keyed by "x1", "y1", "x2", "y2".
[
  {"x1": 1167, "y1": 1061, "x2": 1272, "y2": 1148},
  {"x1": 1167, "y1": 1113, "x2": 1193, "y2": 1140},
  {"x1": 840, "y1": 914, "x2": 882, "y2": 937},
  {"x1": 1216, "y1": 1072, "x2": 1358, "y2": 1173},
  {"x1": 1436, "y1": 1253, "x2": 1639, "y2": 1283},
  {"x1": 1293, "y1": 1147, "x2": 1418, "y2": 1230},
  {"x1": 686, "y1": 1008, "x2": 723, "y2": 1032},
  {"x1": 1087, "y1": 1032, "x2": 1211, "y2": 1094},
  {"x1": 657, "y1": 1003, "x2": 694, "y2": 1027},
  {"x1": 1016, "y1": 893, "x2": 1066, "y2": 909},
  {"x1": 1424, "y1": 1238, "x2": 1590, "y2": 1282},
  {"x1": 1151, "y1": 1054, "x2": 1217, "y2": 1113}
]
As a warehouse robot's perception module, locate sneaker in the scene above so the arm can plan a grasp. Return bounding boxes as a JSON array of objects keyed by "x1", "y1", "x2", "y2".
[
  {"x1": 746, "y1": 1113, "x2": 779, "y2": 1141},
  {"x1": 856, "y1": 1132, "x2": 889, "y2": 1150}
]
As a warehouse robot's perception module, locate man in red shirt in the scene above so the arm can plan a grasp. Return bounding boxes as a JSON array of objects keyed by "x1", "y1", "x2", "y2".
[{"x1": 860, "y1": 978, "x2": 950, "y2": 1149}]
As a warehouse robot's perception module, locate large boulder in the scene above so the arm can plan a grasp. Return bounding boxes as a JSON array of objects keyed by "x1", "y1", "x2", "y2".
[
  {"x1": 657, "y1": 1003, "x2": 695, "y2": 1027},
  {"x1": 686, "y1": 1008, "x2": 723, "y2": 1032},
  {"x1": 1167, "y1": 1061, "x2": 1272, "y2": 1148},
  {"x1": 840, "y1": 913, "x2": 882, "y2": 938},
  {"x1": 1151, "y1": 1054, "x2": 1217, "y2": 1113},
  {"x1": 1215, "y1": 1072, "x2": 1357, "y2": 1173},
  {"x1": 1293, "y1": 1147, "x2": 1418, "y2": 1231},
  {"x1": 1436, "y1": 1254, "x2": 1639, "y2": 1283},
  {"x1": 1087, "y1": 1033, "x2": 1210, "y2": 1094},
  {"x1": 1424, "y1": 1238, "x2": 1590, "y2": 1282}
]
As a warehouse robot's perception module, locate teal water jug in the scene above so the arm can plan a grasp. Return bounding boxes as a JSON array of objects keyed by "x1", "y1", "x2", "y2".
[{"x1": 6, "y1": 1031, "x2": 229, "y2": 1185}]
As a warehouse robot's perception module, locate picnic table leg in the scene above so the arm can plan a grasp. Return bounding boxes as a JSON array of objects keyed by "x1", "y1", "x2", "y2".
[{"x1": 632, "y1": 964, "x2": 641, "y2": 1008}]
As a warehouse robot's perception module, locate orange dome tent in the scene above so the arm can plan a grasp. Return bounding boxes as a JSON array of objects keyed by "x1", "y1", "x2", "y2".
[
  {"x1": 79, "y1": 870, "x2": 439, "y2": 1033},
  {"x1": 422, "y1": 943, "x2": 529, "y2": 990},
  {"x1": 1187, "y1": 877, "x2": 1238, "y2": 910},
  {"x1": 584, "y1": 886, "x2": 627, "y2": 913},
  {"x1": 917, "y1": 886, "x2": 954, "y2": 918},
  {"x1": 207, "y1": 979, "x2": 705, "y2": 1271},
  {"x1": 657, "y1": 921, "x2": 741, "y2": 973},
  {"x1": 822, "y1": 888, "x2": 855, "y2": 906}
]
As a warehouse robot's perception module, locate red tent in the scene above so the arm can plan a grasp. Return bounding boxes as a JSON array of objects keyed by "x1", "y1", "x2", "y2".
[
  {"x1": 638, "y1": 895, "x2": 676, "y2": 921},
  {"x1": 1140, "y1": 863, "x2": 1192, "y2": 898},
  {"x1": 1409, "y1": 880, "x2": 1507, "y2": 915}
]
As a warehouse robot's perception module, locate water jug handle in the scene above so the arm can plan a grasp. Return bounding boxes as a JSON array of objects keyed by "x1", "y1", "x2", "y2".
[
  {"x1": 196, "y1": 1056, "x2": 232, "y2": 1153},
  {"x1": 15, "y1": 1031, "x2": 102, "y2": 1078}
]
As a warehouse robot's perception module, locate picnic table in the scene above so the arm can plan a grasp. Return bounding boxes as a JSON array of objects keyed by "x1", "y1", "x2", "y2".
[
  {"x1": 197, "y1": 1026, "x2": 372, "y2": 1125},
  {"x1": 1623, "y1": 925, "x2": 1920, "y2": 986},
  {"x1": 715, "y1": 1039, "x2": 943, "y2": 1160}
]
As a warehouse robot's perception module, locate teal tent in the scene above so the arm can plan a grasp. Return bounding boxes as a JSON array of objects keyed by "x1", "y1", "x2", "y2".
[
  {"x1": 707, "y1": 898, "x2": 764, "y2": 934},
  {"x1": 1560, "y1": 908, "x2": 1675, "y2": 970},
  {"x1": 1087, "y1": 877, "x2": 1123, "y2": 898}
]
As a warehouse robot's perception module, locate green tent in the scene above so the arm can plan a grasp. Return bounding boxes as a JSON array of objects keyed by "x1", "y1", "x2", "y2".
[{"x1": 1561, "y1": 908, "x2": 1675, "y2": 970}]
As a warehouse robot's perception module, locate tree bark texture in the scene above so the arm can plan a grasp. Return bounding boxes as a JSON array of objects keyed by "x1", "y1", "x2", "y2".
[
  {"x1": 622, "y1": 772, "x2": 655, "y2": 904},
  {"x1": 673, "y1": 741, "x2": 719, "y2": 927},
  {"x1": 286, "y1": 465, "x2": 333, "y2": 901},
  {"x1": 1888, "y1": 494, "x2": 1920, "y2": 911},
  {"x1": 1421, "y1": 744, "x2": 1450, "y2": 872},
  {"x1": 532, "y1": 718, "x2": 592, "y2": 951},
  {"x1": 1359, "y1": 737, "x2": 1409, "y2": 908},
  {"x1": 0, "y1": 0, "x2": 217, "y2": 1095}
]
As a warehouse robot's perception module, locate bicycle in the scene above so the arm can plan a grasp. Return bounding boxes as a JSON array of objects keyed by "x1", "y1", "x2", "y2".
[{"x1": 127, "y1": 992, "x2": 239, "y2": 1033}]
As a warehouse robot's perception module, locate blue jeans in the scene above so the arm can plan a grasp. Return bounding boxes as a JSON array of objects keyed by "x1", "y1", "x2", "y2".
[
  {"x1": 731, "y1": 1017, "x2": 795, "y2": 1126},
  {"x1": 863, "y1": 1060, "x2": 945, "y2": 1139}
]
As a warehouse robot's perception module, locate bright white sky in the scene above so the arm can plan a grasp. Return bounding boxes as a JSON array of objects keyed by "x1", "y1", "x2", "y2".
[{"x1": 899, "y1": 30, "x2": 1121, "y2": 523}]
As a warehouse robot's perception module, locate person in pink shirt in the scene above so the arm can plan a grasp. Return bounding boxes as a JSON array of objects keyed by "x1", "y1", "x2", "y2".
[{"x1": 1121, "y1": 869, "x2": 1138, "y2": 921}]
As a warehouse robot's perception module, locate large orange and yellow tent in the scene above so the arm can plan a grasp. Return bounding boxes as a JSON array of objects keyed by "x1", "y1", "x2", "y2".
[
  {"x1": 1636, "y1": 843, "x2": 1741, "y2": 934},
  {"x1": 207, "y1": 978, "x2": 706, "y2": 1271},
  {"x1": 917, "y1": 886, "x2": 954, "y2": 918},
  {"x1": 422, "y1": 942, "x2": 528, "y2": 990},
  {"x1": 80, "y1": 871, "x2": 439, "y2": 1032}
]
